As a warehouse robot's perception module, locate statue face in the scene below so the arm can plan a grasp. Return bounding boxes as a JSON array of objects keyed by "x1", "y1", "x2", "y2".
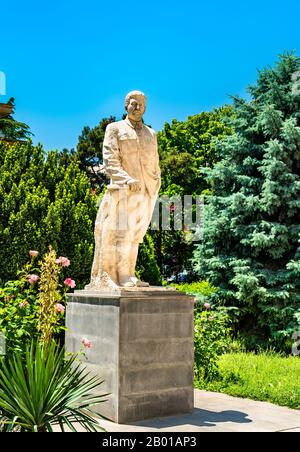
[{"x1": 127, "y1": 96, "x2": 146, "y2": 122}]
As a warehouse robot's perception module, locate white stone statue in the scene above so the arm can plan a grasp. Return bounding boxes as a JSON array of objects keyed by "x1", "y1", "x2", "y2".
[{"x1": 86, "y1": 91, "x2": 161, "y2": 290}]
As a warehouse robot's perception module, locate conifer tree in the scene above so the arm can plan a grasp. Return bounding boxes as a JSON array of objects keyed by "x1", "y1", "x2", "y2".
[
  {"x1": 0, "y1": 141, "x2": 97, "y2": 287},
  {"x1": 75, "y1": 116, "x2": 116, "y2": 189},
  {"x1": 193, "y1": 54, "x2": 300, "y2": 350}
]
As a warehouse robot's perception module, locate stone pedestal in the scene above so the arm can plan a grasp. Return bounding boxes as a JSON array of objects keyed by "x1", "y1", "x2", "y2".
[{"x1": 65, "y1": 287, "x2": 195, "y2": 424}]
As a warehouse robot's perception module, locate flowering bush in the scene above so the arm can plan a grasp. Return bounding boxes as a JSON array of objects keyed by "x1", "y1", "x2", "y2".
[
  {"x1": 0, "y1": 248, "x2": 76, "y2": 354},
  {"x1": 64, "y1": 278, "x2": 76, "y2": 289},
  {"x1": 82, "y1": 337, "x2": 92, "y2": 349}
]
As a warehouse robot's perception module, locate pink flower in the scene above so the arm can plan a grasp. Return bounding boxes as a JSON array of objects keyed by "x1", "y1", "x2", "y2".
[
  {"x1": 19, "y1": 301, "x2": 29, "y2": 308},
  {"x1": 64, "y1": 278, "x2": 76, "y2": 289},
  {"x1": 55, "y1": 303, "x2": 65, "y2": 313},
  {"x1": 81, "y1": 337, "x2": 92, "y2": 349},
  {"x1": 55, "y1": 258, "x2": 62, "y2": 264},
  {"x1": 204, "y1": 303, "x2": 211, "y2": 310},
  {"x1": 59, "y1": 257, "x2": 71, "y2": 267},
  {"x1": 29, "y1": 250, "x2": 39, "y2": 257},
  {"x1": 27, "y1": 274, "x2": 39, "y2": 284}
]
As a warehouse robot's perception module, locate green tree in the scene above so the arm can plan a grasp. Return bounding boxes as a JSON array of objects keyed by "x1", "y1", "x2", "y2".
[
  {"x1": 193, "y1": 53, "x2": 300, "y2": 351},
  {"x1": 158, "y1": 106, "x2": 233, "y2": 196},
  {"x1": 0, "y1": 98, "x2": 31, "y2": 141},
  {"x1": 136, "y1": 233, "x2": 162, "y2": 286},
  {"x1": 153, "y1": 107, "x2": 233, "y2": 278},
  {"x1": 75, "y1": 116, "x2": 116, "y2": 189},
  {"x1": 0, "y1": 140, "x2": 97, "y2": 288}
]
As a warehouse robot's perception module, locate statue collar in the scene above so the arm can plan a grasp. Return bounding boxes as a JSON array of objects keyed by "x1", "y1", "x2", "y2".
[{"x1": 125, "y1": 117, "x2": 143, "y2": 130}]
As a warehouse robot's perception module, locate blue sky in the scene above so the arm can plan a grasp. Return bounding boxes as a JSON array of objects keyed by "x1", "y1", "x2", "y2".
[{"x1": 1, "y1": 0, "x2": 299, "y2": 151}]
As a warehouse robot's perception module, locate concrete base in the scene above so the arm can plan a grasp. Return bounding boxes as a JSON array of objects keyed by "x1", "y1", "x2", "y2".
[{"x1": 65, "y1": 287, "x2": 195, "y2": 423}]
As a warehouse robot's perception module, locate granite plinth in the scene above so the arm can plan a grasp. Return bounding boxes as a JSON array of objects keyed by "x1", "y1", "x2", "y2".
[{"x1": 65, "y1": 288, "x2": 195, "y2": 423}]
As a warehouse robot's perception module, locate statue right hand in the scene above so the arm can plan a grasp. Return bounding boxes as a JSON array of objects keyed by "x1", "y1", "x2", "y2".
[{"x1": 127, "y1": 179, "x2": 141, "y2": 192}]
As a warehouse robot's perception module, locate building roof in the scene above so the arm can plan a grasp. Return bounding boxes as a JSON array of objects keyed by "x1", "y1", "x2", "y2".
[{"x1": 0, "y1": 103, "x2": 13, "y2": 119}]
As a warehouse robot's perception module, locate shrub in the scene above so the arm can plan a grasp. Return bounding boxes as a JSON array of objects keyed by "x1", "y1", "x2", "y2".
[
  {"x1": 194, "y1": 305, "x2": 232, "y2": 383},
  {"x1": 0, "y1": 341, "x2": 107, "y2": 432},
  {"x1": 0, "y1": 141, "x2": 96, "y2": 289},
  {"x1": 173, "y1": 281, "x2": 232, "y2": 382},
  {"x1": 136, "y1": 233, "x2": 162, "y2": 286},
  {"x1": 0, "y1": 248, "x2": 74, "y2": 354},
  {"x1": 172, "y1": 280, "x2": 217, "y2": 302}
]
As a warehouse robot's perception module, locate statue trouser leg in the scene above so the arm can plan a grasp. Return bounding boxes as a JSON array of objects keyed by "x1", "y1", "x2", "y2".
[
  {"x1": 129, "y1": 241, "x2": 139, "y2": 280},
  {"x1": 128, "y1": 194, "x2": 157, "y2": 287},
  {"x1": 86, "y1": 192, "x2": 113, "y2": 289},
  {"x1": 116, "y1": 191, "x2": 158, "y2": 288},
  {"x1": 128, "y1": 241, "x2": 150, "y2": 287},
  {"x1": 117, "y1": 241, "x2": 135, "y2": 287}
]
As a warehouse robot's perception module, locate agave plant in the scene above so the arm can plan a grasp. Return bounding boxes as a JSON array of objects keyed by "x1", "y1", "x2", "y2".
[{"x1": 0, "y1": 341, "x2": 108, "y2": 432}]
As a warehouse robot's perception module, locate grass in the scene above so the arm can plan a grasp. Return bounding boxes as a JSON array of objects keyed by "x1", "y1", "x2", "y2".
[{"x1": 196, "y1": 352, "x2": 300, "y2": 410}]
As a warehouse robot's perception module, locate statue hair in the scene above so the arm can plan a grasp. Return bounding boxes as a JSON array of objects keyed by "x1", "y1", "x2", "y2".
[{"x1": 125, "y1": 91, "x2": 146, "y2": 109}]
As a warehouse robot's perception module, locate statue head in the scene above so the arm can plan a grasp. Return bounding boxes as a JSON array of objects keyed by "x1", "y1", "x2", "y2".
[{"x1": 125, "y1": 90, "x2": 146, "y2": 122}]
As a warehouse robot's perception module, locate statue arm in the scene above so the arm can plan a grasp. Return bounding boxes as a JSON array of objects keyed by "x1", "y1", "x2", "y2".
[{"x1": 103, "y1": 124, "x2": 136, "y2": 185}]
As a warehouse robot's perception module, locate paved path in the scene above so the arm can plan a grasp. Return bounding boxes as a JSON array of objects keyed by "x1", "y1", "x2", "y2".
[{"x1": 97, "y1": 390, "x2": 300, "y2": 433}]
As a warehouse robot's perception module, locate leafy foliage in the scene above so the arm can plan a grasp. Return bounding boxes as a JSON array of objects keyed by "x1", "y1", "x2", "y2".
[
  {"x1": 171, "y1": 280, "x2": 217, "y2": 298},
  {"x1": 194, "y1": 305, "x2": 232, "y2": 382},
  {"x1": 136, "y1": 233, "x2": 162, "y2": 286},
  {"x1": 153, "y1": 108, "x2": 233, "y2": 277},
  {"x1": 0, "y1": 273, "x2": 38, "y2": 354},
  {"x1": 0, "y1": 98, "x2": 31, "y2": 141},
  {"x1": 0, "y1": 140, "x2": 97, "y2": 288},
  {"x1": 193, "y1": 53, "x2": 300, "y2": 351},
  {"x1": 37, "y1": 248, "x2": 69, "y2": 345},
  {"x1": 158, "y1": 106, "x2": 233, "y2": 196},
  {"x1": 0, "y1": 341, "x2": 107, "y2": 432},
  {"x1": 76, "y1": 116, "x2": 116, "y2": 189},
  {"x1": 0, "y1": 250, "x2": 70, "y2": 354},
  {"x1": 174, "y1": 282, "x2": 232, "y2": 382}
]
